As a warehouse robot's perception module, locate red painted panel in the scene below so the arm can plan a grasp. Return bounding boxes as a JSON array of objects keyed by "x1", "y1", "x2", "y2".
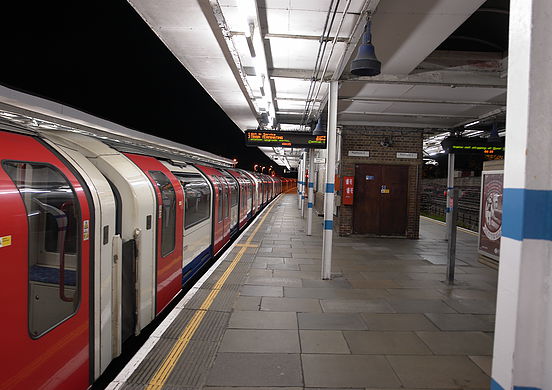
[
  {"x1": 0, "y1": 131, "x2": 90, "y2": 390},
  {"x1": 124, "y1": 154, "x2": 184, "y2": 314},
  {"x1": 195, "y1": 165, "x2": 231, "y2": 255},
  {"x1": 342, "y1": 176, "x2": 354, "y2": 205}
]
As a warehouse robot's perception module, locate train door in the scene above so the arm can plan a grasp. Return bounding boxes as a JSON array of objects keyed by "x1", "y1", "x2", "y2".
[
  {"x1": 124, "y1": 154, "x2": 184, "y2": 314},
  {"x1": 220, "y1": 176, "x2": 231, "y2": 244},
  {"x1": 211, "y1": 176, "x2": 224, "y2": 253},
  {"x1": 0, "y1": 131, "x2": 92, "y2": 389}
]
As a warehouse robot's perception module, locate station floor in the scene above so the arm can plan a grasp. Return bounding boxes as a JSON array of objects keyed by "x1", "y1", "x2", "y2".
[{"x1": 110, "y1": 193, "x2": 498, "y2": 390}]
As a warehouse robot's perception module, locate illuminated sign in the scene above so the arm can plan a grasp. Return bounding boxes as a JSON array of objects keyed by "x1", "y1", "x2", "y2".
[
  {"x1": 441, "y1": 136, "x2": 505, "y2": 155},
  {"x1": 245, "y1": 130, "x2": 327, "y2": 149}
]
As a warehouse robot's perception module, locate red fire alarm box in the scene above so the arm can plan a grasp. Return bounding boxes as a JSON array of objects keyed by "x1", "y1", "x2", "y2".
[{"x1": 342, "y1": 176, "x2": 354, "y2": 205}]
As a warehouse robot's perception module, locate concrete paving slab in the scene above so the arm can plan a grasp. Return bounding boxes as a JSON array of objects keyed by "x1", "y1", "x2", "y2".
[
  {"x1": 343, "y1": 331, "x2": 432, "y2": 355},
  {"x1": 349, "y1": 279, "x2": 401, "y2": 289},
  {"x1": 321, "y1": 299, "x2": 395, "y2": 313},
  {"x1": 444, "y1": 298, "x2": 497, "y2": 314},
  {"x1": 302, "y1": 354, "x2": 401, "y2": 388},
  {"x1": 387, "y1": 355, "x2": 490, "y2": 389},
  {"x1": 206, "y1": 353, "x2": 303, "y2": 387},
  {"x1": 261, "y1": 297, "x2": 322, "y2": 312},
  {"x1": 301, "y1": 278, "x2": 352, "y2": 289},
  {"x1": 361, "y1": 313, "x2": 439, "y2": 331},
  {"x1": 240, "y1": 285, "x2": 283, "y2": 297},
  {"x1": 386, "y1": 298, "x2": 456, "y2": 313},
  {"x1": 386, "y1": 288, "x2": 446, "y2": 299},
  {"x1": 298, "y1": 312, "x2": 368, "y2": 330},
  {"x1": 416, "y1": 331, "x2": 494, "y2": 355},
  {"x1": 424, "y1": 313, "x2": 495, "y2": 331},
  {"x1": 268, "y1": 263, "x2": 301, "y2": 270},
  {"x1": 284, "y1": 287, "x2": 389, "y2": 300},
  {"x1": 219, "y1": 329, "x2": 300, "y2": 353},
  {"x1": 469, "y1": 355, "x2": 493, "y2": 376},
  {"x1": 233, "y1": 296, "x2": 261, "y2": 311},
  {"x1": 228, "y1": 311, "x2": 297, "y2": 329},
  {"x1": 300, "y1": 330, "x2": 350, "y2": 354},
  {"x1": 245, "y1": 276, "x2": 302, "y2": 287}
]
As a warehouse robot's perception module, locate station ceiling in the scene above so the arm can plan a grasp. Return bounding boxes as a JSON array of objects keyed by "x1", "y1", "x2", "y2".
[{"x1": 127, "y1": 0, "x2": 508, "y2": 168}]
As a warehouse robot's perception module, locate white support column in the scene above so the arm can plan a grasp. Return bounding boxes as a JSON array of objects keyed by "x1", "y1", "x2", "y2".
[
  {"x1": 322, "y1": 81, "x2": 338, "y2": 280},
  {"x1": 307, "y1": 149, "x2": 315, "y2": 235},
  {"x1": 301, "y1": 151, "x2": 307, "y2": 218},
  {"x1": 492, "y1": 1, "x2": 552, "y2": 389},
  {"x1": 297, "y1": 158, "x2": 303, "y2": 209}
]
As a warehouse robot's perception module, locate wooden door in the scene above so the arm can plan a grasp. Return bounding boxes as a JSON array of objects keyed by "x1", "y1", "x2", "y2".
[{"x1": 353, "y1": 164, "x2": 409, "y2": 236}]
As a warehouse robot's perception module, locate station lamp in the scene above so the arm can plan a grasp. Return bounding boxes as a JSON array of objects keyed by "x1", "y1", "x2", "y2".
[{"x1": 350, "y1": 21, "x2": 381, "y2": 77}]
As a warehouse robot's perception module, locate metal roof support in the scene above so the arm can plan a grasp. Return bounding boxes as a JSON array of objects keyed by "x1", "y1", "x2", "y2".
[
  {"x1": 307, "y1": 149, "x2": 315, "y2": 236},
  {"x1": 322, "y1": 81, "x2": 338, "y2": 280}
]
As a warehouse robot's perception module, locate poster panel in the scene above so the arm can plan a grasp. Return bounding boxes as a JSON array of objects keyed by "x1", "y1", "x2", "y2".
[{"x1": 478, "y1": 170, "x2": 504, "y2": 261}]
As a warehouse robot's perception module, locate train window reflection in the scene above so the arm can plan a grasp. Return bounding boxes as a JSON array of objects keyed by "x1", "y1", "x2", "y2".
[
  {"x1": 149, "y1": 171, "x2": 177, "y2": 257},
  {"x1": 175, "y1": 173, "x2": 211, "y2": 229},
  {"x1": 3, "y1": 161, "x2": 81, "y2": 338}
]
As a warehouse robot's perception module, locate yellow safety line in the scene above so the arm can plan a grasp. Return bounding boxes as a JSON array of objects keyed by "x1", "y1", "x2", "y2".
[
  {"x1": 235, "y1": 243, "x2": 259, "y2": 248},
  {"x1": 145, "y1": 199, "x2": 278, "y2": 390}
]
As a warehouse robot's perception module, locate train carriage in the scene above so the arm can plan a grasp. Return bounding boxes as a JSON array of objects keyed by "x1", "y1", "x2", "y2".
[{"x1": 0, "y1": 90, "x2": 286, "y2": 390}]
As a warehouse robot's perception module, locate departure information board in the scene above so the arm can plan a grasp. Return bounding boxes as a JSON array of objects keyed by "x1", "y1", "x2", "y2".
[
  {"x1": 441, "y1": 136, "x2": 505, "y2": 155},
  {"x1": 245, "y1": 130, "x2": 327, "y2": 149}
]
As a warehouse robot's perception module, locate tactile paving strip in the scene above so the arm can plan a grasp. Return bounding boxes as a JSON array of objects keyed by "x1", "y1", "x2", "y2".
[{"x1": 119, "y1": 199, "x2": 281, "y2": 390}]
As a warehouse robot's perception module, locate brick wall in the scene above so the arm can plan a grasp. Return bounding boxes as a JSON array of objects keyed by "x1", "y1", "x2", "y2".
[{"x1": 337, "y1": 126, "x2": 423, "y2": 238}]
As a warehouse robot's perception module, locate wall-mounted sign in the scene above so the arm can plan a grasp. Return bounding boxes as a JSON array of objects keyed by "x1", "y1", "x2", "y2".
[
  {"x1": 366, "y1": 175, "x2": 375, "y2": 181},
  {"x1": 380, "y1": 185, "x2": 390, "y2": 194},
  {"x1": 245, "y1": 130, "x2": 327, "y2": 148},
  {"x1": 348, "y1": 150, "x2": 370, "y2": 157},
  {"x1": 396, "y1": 152, "x2": 418, "y2": 159},
  {"x1": 342, "y1": 176, "x2": 354, "y2": 205},
  {"x1": 314, "y1": 157, "x2": 326, "y2": 164},
  {"x1": 441, "y1": 136, "x2": 505, "y2": 155}
]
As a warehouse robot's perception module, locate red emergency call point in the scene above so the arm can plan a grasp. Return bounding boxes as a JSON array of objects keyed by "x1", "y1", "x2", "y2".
[{"x1": 342, "y1": 176, "x2": 354, "y2": 205}]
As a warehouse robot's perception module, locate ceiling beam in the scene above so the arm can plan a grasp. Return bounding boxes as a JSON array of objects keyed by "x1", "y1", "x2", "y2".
[
  {"x1": 339, "y1": 96, "x2": 505, "y2": 106},
  {"x1": 341, "y1": 111, "x2": 476, "y2": 119},
  {"x1": 340, "y1": 70, "x2": 507, "y2": 88}
]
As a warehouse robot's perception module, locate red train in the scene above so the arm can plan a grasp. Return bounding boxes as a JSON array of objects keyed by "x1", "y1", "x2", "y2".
[{"x1": 0, "y1": 94, "x2": 295, "y2": 390}]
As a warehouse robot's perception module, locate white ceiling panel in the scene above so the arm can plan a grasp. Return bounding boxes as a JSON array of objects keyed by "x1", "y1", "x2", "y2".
[{"x1": 401, "y1": 85, "x2": 507, "y2": 102}]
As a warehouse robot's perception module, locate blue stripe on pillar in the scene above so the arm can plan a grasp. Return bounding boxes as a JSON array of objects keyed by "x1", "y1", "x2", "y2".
[
  {"x1": 308, "y1": 202, "x2": 313, "y2": 208},
  {"x1": 325, "y1": 183, "x2": 334, "y2": 193},
  {"x1": 302, "y1": 196, "x2": 305, "y2": 199},
  {"x1": 491, "y1": 379, "x2": 504, "y2": 390},
  {"x1": 324, "y1": 220, "x2": 333, "y2": 230},
  {"x1": 308, "y1": 183, "x2": 314, "y2": 188},
  {"x1": 492, "y1": 378, "x2": 542, "y2": 390},
  {"x1": 502, "y1": 188, "x2": 552, "y2": 241}
]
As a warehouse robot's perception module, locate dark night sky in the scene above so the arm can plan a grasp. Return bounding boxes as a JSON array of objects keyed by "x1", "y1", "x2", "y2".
[{"x1": 0, "y1": 1, "x2": 278, "y2": 173}]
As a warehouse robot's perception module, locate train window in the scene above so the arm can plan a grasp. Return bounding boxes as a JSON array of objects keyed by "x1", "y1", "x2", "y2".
[
  {"x1": 174, "y1": 173, "x2": 211, "y2": 229},
  {"x1": 222, "y1": 179, "x2": 229, "y2": 218},
  {"x1": 149, "y1": 171, "x2": 176, "y2": 257},
  {"x1": 3, "y1": 161, "x2": 81, "y2": 338},
  {"x1": 211, "y1": 176, "x2": 223, "y2": 223},
  {"x1": 226, "y1": 177, "x2": 239, "y2": 207}
]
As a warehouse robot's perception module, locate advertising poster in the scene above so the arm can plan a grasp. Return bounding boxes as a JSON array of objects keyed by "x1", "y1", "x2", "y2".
[{"x1": 478, "y1": 171, "x2": 503, "y2": 261}]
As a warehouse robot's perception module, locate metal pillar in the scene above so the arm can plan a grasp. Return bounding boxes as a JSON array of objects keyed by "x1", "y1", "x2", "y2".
[
  {"x1": 445, "y1": 152, "x2": 455, "y2": 241},
  {"x1": 492, "y1": 1, "x2": 552, "y2": 389},
  {"x1": 446, "y1": 188, "x2": 458, "y2": 284},
  {"x1": 301, "y1": 151, "x2": 307, "y2": 218},
  {"x1": 307, "y1": 149, "x2": 315, "y2": 235},
  {"x1": 322, "y1": 81, "x2": 338, "y2": 280}
]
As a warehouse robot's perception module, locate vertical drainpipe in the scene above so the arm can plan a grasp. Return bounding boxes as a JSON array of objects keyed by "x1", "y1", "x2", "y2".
[
  {"x1": 322, "y1": 80, "x2": 338, "y2": 280},
  {"x1": 307, "y1": 149, "x2": 315, "y2": 235}
]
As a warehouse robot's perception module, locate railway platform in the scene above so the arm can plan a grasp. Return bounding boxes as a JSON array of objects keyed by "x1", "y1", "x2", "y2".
[{"x1": 109, "y1": 193, "x2": 497, "y2": 390}]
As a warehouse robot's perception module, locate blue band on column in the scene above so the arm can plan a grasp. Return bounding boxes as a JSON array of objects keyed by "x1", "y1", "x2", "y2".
[
  {"x1": 308, "y1": 202, "x2": 313, "y2": 208},
  {"x1": 325, "y1": 183, "x2": 334, "y2": 193},
  {"x1": 302, "y1": 195, "x2": 305, "y2": 199},
  {"x1": 324, "y1": 220, "x2": 333, "y2": 230},
  {"x1": 502, "y1": 188, "x2": 552, "y2": 241},
  {"x1": 308, "y1": 183, "x2": 314, "y2": 188}
]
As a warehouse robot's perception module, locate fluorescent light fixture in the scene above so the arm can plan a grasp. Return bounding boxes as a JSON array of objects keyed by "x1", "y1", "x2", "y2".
[{"x1": 464, "y1": 120, "x2": 480, "y2": 128}]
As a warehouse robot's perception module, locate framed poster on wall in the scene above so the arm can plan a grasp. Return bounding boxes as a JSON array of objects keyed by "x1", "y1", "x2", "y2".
[{"x1": 478, "y1": 170, "x2": 504, "y2": 261}]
